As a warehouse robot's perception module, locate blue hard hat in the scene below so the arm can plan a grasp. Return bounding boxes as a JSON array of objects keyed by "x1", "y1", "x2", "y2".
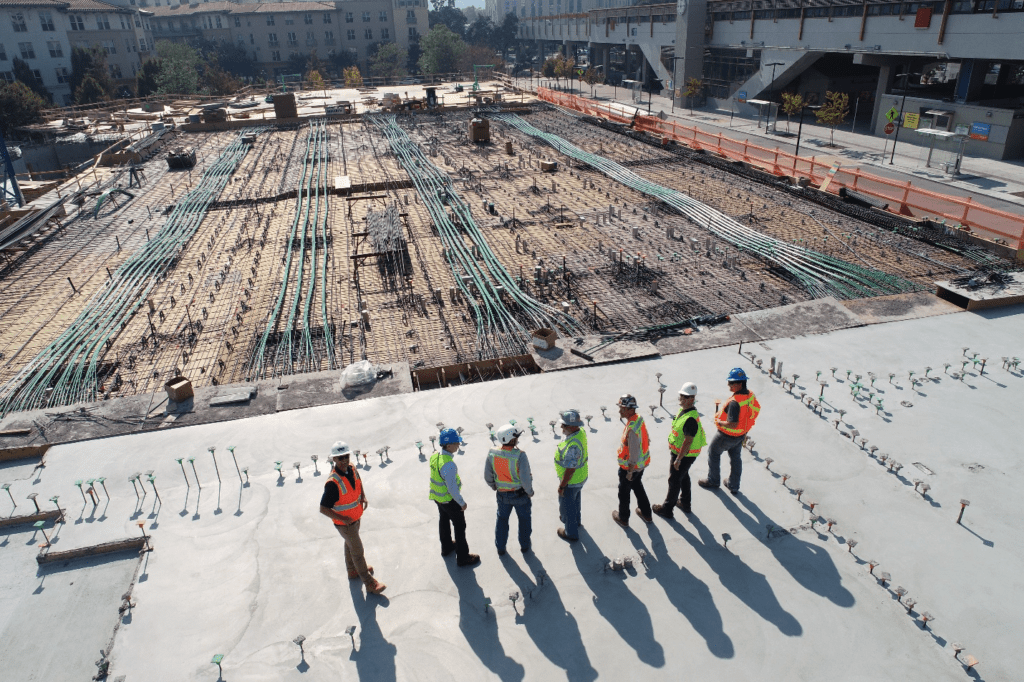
[
  {"x1": 728, "y1": 368, "x2": 748, "y2": 382},
  {"x1": 439, "y1": 428, "x2": 463, "y2": 446}
]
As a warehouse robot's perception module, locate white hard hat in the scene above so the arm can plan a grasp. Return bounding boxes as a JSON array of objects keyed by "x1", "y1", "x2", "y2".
[
  {"x1": 495, "y1": 423, "x2": 523, "y2": 445},
  {"x1": 679, "y1": 382, "x2": 698, "y2": 397},
  {"x1": 330, "y1": 441, "x2": 351, "y2": 457}
]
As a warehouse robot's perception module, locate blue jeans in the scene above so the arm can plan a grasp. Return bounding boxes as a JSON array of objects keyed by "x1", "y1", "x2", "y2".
[
  {"x1": 559, "y1": 485, "x2": 583, "y2": 539},
  {"x1": 495, "y1": 490, "x2": 532, "y2": 552},
  {"x1": 705, "y1": 431, "x2": 745, "y2": 491}
]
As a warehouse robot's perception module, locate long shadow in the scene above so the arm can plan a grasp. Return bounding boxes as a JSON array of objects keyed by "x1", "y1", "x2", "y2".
[
  {"x1": 498, "y1": 553, "x2": 598, "y2": 682},
  {"x1": 643, "y1": 522, "x2": 734, "y2": 658},
  {"x1": 678, "y1": 515, "x2": 802, "y2": 636},
  {"x1": 444, "y1": 561, "x2": 525, "y2": 682},
  {"x1": 572, "y1": 532, "x2": 665, "y2": 667},
  {"x1": 727, "y1": 494, "x2": 855, "y2": 608},
  {"x1": 347, "y1": 582, "x2": 397, "y2": 682}
]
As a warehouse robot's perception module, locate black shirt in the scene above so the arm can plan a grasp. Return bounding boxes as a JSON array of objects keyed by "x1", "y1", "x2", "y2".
[
  {"x1": 320, "y1": 465, "x2": 357, "y2": 508},
  {"x1": 681, "y1": 416, "x2": 699, "y2": 438},
  {"x1": 725, "y1": 389, "x2": 750, "y2": 423}
]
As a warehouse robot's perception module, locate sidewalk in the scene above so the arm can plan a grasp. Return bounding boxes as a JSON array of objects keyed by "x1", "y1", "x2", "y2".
[{"x1": 516, "y1": 78, "x2": 1024, "y2": 217}]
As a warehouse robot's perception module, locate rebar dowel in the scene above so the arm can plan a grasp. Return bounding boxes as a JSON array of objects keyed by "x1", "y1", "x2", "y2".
[
  {"x1": 228, "y1": 446, "x2": 243, "y2": 481},
  {"x1": 176, "y1": 458, "x2": 190, "y2": 487}
]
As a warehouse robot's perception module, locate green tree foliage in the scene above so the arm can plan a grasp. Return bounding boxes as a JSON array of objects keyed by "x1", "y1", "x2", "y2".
[
  {"x1": 779, "y1": 92, "x2": 804, "y2": 132},
  {"x1": 306, "y1": 69, "x2": 326, "y2": 94},
  {"x1": 555, "y1": 55, "x2": 576, "y2": 89},
  {"x1": 684, "y1": 77, "x2": 702, "y2": 114},
  {"x1": 0, "y1": 81, "x2": 46, "y2": 136},
  {"x1": 305, "y1": 50, "x2": 327, "y2": 80},
  {"x1": 428, "y1": 6, "x2": 467, "y2": 38},
  {"x1": 136, "y1": 58, "x2": 161, "y2": 98},
  {"x1": 75, "y1": 75, "x2": 109, "y2": 105},
  {"x1": 329, "y1": 49, "x2": 359, "y2": 77},
  {"x1": 464, "y1": 16, "x2": 494, "y2": 46},
  {"x1": 70, "y1": 46, "x2": 113, "y2": 103},
  {"x1": 343, "y1": 66, "x2": 364, "y2": 88},
  {"x1": 155, "y1": 41, "x2": 203, "y2": 94},
  {"x1": 418, "y1": 25, "x2": 467, "y2": 75},
  {"x1": 542, "y1": 57, "x2": 558, "y2": 83},
  {"x1": 370, "y1": 42, "x2": 408, "y2": 81},
  {"x1": 814, "y1": 91, "x2": 849, "y2": 146},
  {"x1": 204, "y1": 60, "x2": 240, "y2": 96},
  {"x1": 406, "y1": 40, "x2": 422, "y2": 75},
  {"x1": 494, "y1": 13, "x2": 519, "y2": 61},
  {"x1": 582, "y1": 66, "x2": 604, "y2": 96},
  {"x1": 12, "y1": 58, "x2": 50, "y2": 102},
  {"x1": 192, "y1": 38, "x2": 256, "y2": 79}
]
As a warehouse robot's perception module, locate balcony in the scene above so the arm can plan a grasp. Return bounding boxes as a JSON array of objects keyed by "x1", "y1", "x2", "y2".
[{"x1": 287, "y1": 40, "x2": 298, "y2": 47}]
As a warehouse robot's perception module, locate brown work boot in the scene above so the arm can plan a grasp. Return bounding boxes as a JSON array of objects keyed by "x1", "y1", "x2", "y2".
[
  {"x1": 457, "y1": 554, "x2": 481, "y2": 567},
  {"x1": 349, "y1": 565, "x2": 374, "y2": 580},
  {"x1": 557, "y1": 527, "x2": 578, "y2": 542},
  {"x1": 612, "y1": 510, "x2": 628, "y2": 528},
  {"x1": 366, "y1": 579, "x2": 387, "y2": 595},
  {"x1": 636, "y1": 507, "x2": 653, "y2": 524},
  {"x1": 652, "y1": 503, "x2": 674, "y2": 519},
  {"x1": 698, "y1": 478, "x2": 719, "y2": 489}
]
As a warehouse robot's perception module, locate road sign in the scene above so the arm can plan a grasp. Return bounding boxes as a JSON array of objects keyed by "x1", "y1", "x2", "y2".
[
  {"x1": 886, "y1": 107, "x2": 899, "y2": 123},
  {"x1": 903, "y1": 112, "x2": 920, "y2": 129},
  {"x1": 884, "y1": 122, "x2": 895, "y2": 135},
  {"x1": 737, "y1": 90, "x2": 747, "y2": 103}
]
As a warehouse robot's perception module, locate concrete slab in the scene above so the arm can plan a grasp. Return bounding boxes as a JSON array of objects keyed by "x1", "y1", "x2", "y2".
[
  {"x1": 532, "y1": 335, "x2": 660, "y2": 371},
  {"x1": 935, "y1": 271, "x2": 1024, "y2": 311},
  {"x1": 841, "y1": 291, "x2": 962, "y2": 325},
  {"x1": 733, "y1": 297, "x2": 865, "y2": 340},
  {"x1": 654, "y1": 316, "x2": 762, "y2": 356}
]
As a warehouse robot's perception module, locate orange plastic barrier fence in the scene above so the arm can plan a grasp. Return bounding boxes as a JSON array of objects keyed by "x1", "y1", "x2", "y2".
[{"x1": 537, "y1": 88, "x2": 1024, "y2": 250}]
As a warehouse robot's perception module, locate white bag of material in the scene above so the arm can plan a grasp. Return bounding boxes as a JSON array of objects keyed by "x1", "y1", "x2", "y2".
[{"x1": 341, "y1": 360, "x2": 378, "y2": 388}]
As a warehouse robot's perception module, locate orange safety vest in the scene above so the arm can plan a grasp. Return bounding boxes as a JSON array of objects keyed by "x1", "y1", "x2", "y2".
[
  {"x1": 717, "y1": 391, "x2": 761, "y2": 436},
  {"x1": 327, "y1": 467, "x2": 364, "y2": 525},
  {"x1": 490, "y1": 447, "x2": 524, "y2": 492},
  {"x1": 617, "y1": 415, "x2": 650, "y2": 470}
]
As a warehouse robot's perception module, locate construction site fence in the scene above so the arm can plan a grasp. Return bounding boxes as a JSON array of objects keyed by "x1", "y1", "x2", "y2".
[{"x1": 537, "y1": 88, "x2": 1024, "y2": 252}]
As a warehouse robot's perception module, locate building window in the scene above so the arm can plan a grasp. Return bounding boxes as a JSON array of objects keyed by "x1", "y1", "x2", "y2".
[
  {"x1": 323, "y1": 13, "x2": 332, "y2": 23},
  {"x1": 306, "y1": 30, "x2": 315, "y2": 44},
  {"x1": 97, "y1": 14, "x2": 111, "y2": 30},
  {"x1": 325, "y1": 30, "x2": 334, "y2": 42},
  {"x1": 379, "y1": 10, "x2": 387, "y2": 21},
  {"x1": 18, "y1": 42, "x2": 35, "y2": 59},
  {"x1": 235, "y1": 16, "x2": 241, "y2": 27},
  {"x1": 272, "y1": 50, "x2": 280, "y2": 60},
  {"x1": 215, "y1": 15, "x2": 222, "y2": 28},
  {"x1": 285, "y1": 16, "x2": 294, "y2": 24},
  {"x1": 347, "y1": 28, "x2": 355, "y2": 40},
  {"x1": 0, "y1": 72, "x2": 13, "y2": 83},
  {"x1": 346, "y1": 12, "x2": 353, "y2": 22},
  {"x1": 70, "y1": 14, "x2": 85, "y2": 30},
  {"x1": 267, "y1": 15, "x2": 275, "y2": 25},
  {"x1": 126, "y1": 37, "x2": 134, "y2": 51},
  {"x1": 56, "y1": 66, "x2": 70, "y2": 83},
  {"x1": 268, "y1": 32, "x2": 278, "y2": 45},
  {"x1": 139, "y1": 38, "x2": 147, "y2": 50},
  {"x1": 362, "y1": 11, "x2": 371, "y2": 21},
  {"x1": 39, "y1": 11, "x2": 55, "y2": 31},
  {"x1": 407, "y1": 10, "x2": 416, "y2": 22},
  {"x1": 250, "y1": 33, "x2": 254, "y2": 44},
  {"x1": 408, "y1": 26, "x2": 417, "y2": 38},
  {"x1": 31, "y1": 69, "x2": 42, "y2": 85},
  {"x1": 0, "y1": 44, "x2": 6, "y2": 60},
  {"x1": 109, "y1": 63, "x2": 122, "y2": 79},
  {"x1": 120, "y1": 15, "x2": 127, "y2": 29},
  {"x1": 364, "y1": 28, "x2": 372, "y2": 39},
  {"x1": 287, "y1": 31, "x2": 297, "y2": 46},
  {"x1": 11, "y1": 12, "x2": 27, "y2": 32},
  {"x1": 304, "y1": 13, "x2": 313, "y2": 24},
  {"x1": 381, "y1": 27, "x2": 389, "y2": 39},
  {"x1": 47, "y1": 40, "x2": 63, "y2": 57}
]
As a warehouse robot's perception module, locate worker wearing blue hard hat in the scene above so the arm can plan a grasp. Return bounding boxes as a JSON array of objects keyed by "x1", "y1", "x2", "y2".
[
  {"x1": 699, "y1": 367, "x2": 761, "y2": 495},
  {"x1": 429, "y1": 428, "x2": 480, "y2": 567}
]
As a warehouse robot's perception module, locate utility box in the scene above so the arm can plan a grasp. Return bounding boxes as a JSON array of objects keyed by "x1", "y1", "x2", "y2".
[
  {"x1": 469, "y1": 117, "x2": 490, "y2": 143},
  {"x1": 164, "y1": 376, "x2": 194, "y2": 403},
  {"x1": 531, "y1": 328, "x2": 557, "y2": 351},
  {"x1": 505, "y1": 140, "x2": 514, "y2": 155},
  {"x1": 540, "y1": 160, "x2": 557, "y2": 172},
  {"x1": 273, "y1": 92, "x2": 298, "y2": 119}
]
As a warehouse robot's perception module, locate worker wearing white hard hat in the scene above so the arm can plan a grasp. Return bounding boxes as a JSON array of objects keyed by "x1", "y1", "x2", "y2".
[
  {"x1": 484, "y1": 423, "x2": 535, "y2": 555},
  {"x1": 319, "y1": 441, "x2": 386, "y2": 595},
  {"x1": 653, "y1": 383, "x2": 707, "y2": 519}
]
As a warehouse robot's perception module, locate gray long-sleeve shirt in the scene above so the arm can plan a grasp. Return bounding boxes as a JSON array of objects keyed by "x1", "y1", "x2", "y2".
[
  {"x1": 438, "y1": 460, "x2": 466, "y2": 507},
  {"x1": 484, "y1": 447, "x2": 534, "y2": 496}
]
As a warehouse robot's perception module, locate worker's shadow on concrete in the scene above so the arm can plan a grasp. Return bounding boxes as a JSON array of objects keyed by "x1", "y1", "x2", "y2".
[
  {"x1": 642, "y1": 522, "x2": 735, "y2": 658},
  {"x1": 572, "y1": 532, "x2": 666, "y2": 668},
  {"x1": 498, "y1": 553, "x2": 598, "y2": 682},
  {"x1": 445, "y1": 561, "x2": 526, "y2": 682},
  {"x1": 347, "y1": 582, "x2": 397, "y2": 682},
  {"x1": 727, "y1": 494, "x2": 855, "y2": 608},
  {"x1": 678, "y1": 514, "x2": 802, "y2": 636}
]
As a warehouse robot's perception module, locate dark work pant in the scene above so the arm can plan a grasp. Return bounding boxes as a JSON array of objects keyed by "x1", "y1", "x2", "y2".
[
  {"x1": 618, "y1": 468, "x2": 651, "y2": 521},
  {"x1": 436, "y1": 500, "x2": 470, "y2": 562},
  {"x1": 664, "y1": 455, "x2": 697, "y2": 512},
  {"x1": 706, "y1": 431, "x2": 745, "y2": 491}
]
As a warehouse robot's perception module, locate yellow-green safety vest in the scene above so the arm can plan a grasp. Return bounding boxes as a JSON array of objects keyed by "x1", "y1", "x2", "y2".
[
  {"x1": 428, "y1": 451, "x2": 461, "y2": 503},
  {"x1": 554, "y1": 429, "x2": 589, "y2": 486},
  {"x1": 668, "y1": 408, "x2": 707, "y2": 457}
]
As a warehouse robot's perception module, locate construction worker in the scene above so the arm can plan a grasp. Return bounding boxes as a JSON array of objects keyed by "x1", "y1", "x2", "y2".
[
  {"x1": 319, "y1": 441, "x2": 386, "y2": 595},
  {"x1": 484, "y1": 423, "x2": 534, "y2": 555},
  {"x1": 554, "y1": 409, "x2": 588, "y2": 542},
  {"x1": 700, "y1": 368, "x2": 761, "y2": 495},
  {"x1": 612, "y1": 394, "x2": 653, "y2": 527},
  {"x1": 429, "y1": 428, "x2": 480, "y2": 567},
  {"x1": 653, "y1": 382, "x2": 706, "y2": 519}
]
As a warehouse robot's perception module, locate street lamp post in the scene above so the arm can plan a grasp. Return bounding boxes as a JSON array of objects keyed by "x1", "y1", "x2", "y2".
[
  {"x1": 764, "y1": 61, "x2": 784, "y2": 133},
  {"x1": 890, "y1": 67, "x2": 921, "y2": 165},
  {"x1": 794, "y1": 104, "x2": 821, "y2": 157}
]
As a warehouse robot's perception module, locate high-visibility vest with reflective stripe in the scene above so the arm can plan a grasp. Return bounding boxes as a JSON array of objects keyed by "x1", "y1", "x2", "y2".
[
  {"x1": 554, "y1": 429, "x2": 588, "y2": 486},
  {"x1": 717, "y1": 392, "x2": 761, "y2": 436},
  {"x1": 327, "y1": 468, "x2": 363, "y2": 525},
  {"x1": 490, "y1": 447, "x2": 523, "y2": 492},
  {"x1": 617, "y1": 415, "x2": 650, "y2": 470},
  {"x1": 668, "y1": 408, "x2": 707, "y2": 457},
  {"x1": 429, "y1": 451, "x2": 461, "y2": 503}
]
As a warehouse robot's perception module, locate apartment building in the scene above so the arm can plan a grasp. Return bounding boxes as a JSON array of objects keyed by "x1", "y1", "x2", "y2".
[
  {"x1": 1, "y1": 0, "x2": 154, "y2": 103},
  {"x1": 145, "y1": 0, "x2": 427, "y2": 76}
]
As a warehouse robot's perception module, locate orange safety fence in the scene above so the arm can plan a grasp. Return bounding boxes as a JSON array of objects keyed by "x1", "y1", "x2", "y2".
[{"x1": 537, "y1": 88, "x2": 1024, "y2": 251}]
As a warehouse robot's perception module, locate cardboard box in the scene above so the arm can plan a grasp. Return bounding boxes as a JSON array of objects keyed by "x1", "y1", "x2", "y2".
[
  {"x1": 531, "y1": 328, "x2": 557, "y2": 351},
  {"x1": 164, "y1": 376, "x2": 194, "y2": 403}
]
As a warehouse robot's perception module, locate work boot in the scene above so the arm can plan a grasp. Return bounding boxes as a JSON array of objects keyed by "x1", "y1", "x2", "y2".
[
  {"x1": 557, "y1": 527, "x2": 578, "y2": 542},
  {"x1": 457, "y1": 554, "x2": 481, "y2": 567},
  {"x1": 674, "y1": 500, "x2": 692, "y2": 514},
  {"x1": 652, "y1": 503, "x2": 674, "y2": 519},
  {"x1": 366, "y1": 579, "x2": 387, "y2": 595},
  {"x1": 612, "y1": 510, "x2": 628, "y2": 528},
  {"x1": 349, "y1": 566, "x2": 374, "y2": 580},
  {"x1": 441, "y1": 546, "x2": 455, "y2": 557},
  {"x1": 497, "y1": 547, "x2": 506, "y2": 556},
  {"x1": 729, "y1": 488, "x2": 741, "y2": 496},
  {"x1": 636, "y1": 507, "x2": 653, "y2": 524},
  {"x1": 698, "y1": 478, "x2": 719, "y2": 489}
]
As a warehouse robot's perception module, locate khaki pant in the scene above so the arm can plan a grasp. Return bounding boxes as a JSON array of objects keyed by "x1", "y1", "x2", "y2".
[{"x1": 334, "y1": 520, "x2": 373, "y2": 585}]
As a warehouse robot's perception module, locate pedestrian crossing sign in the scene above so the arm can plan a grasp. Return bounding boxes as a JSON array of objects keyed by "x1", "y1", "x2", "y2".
[{"x1": 886, "y1": 107, "x2": 899, "y2": 123}]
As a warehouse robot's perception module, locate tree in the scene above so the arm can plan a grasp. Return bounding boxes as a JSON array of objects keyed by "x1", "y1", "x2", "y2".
[
  {"x1": 494, "y1": 13, "x2": 520, "y2": 61},
  {"x1": 192, "y1": 38, "x2": 256, "y2": 79},
  {"x1": 0, "y1": 81, "x2": 45, "y2": 137},
  {"x1": 418, "y1": 25, "x2": 467, "y2": 76},
  {"x1": 75, "y1": 75, "x2": 109, "y2": 105},
  {"x1": 305, "y1": 50, "x2": 326, "y2": 80},
  {"x1": 779, "y1": 92, "x2": 804, "y2": 133},
  {"x1": 814, "y1": 91, "x2": 849, "y2": 146},
  {"x1": 370, "y1": 42, "x2": 407, "y2": 81},
  {"x1": 306, "y1": 69, "x2": 326, "y2": 94},
  {"x1": 136, "y1": 58, "x2": 161, "y2": 98},
  {"x1": 204, "y1": 61, "x2": 240, "y2": 96},
  {"x1": 555, "y1": 55, "x2": 576, "y2": 92},
  {"x1": 542, "y1": 56, "x2": 558, "y2": 86},
  {"x1": 328, "y1": 49, "x2": 359, "y2": 77},
  {"x1": 582, "y1": 66, "x2": 604, "y2": 97},
  {"x1": 459, "y1": 45, "x2": 499, "y2": 74},
  {"x1": 406, "y1": 40, "x2": 422, "y2": 75},
  {"x1": 12, "y1": 58, "x2": 50, "y2": 102},
  {"x1": 464, "y1": 16, "x2": 494, "y2": 46},
  {"x1": 428, "y1": 6, "x2": 467, "y2": 38},
  {"x1": 155, "y1": 41, "x2": 203, "y2": 95},
  {"x1": 683, "y1": 77, "x2": 702, "y2": 114},
  {"x1": 343, "y1": 66, "x2": 363, "y2": 88},
  {"x1": 70, "y1": 46, "x2": 113, "y2": 102},
  {"x1": 285, "y1": 52, "x2": 309, "y2": 78}
]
